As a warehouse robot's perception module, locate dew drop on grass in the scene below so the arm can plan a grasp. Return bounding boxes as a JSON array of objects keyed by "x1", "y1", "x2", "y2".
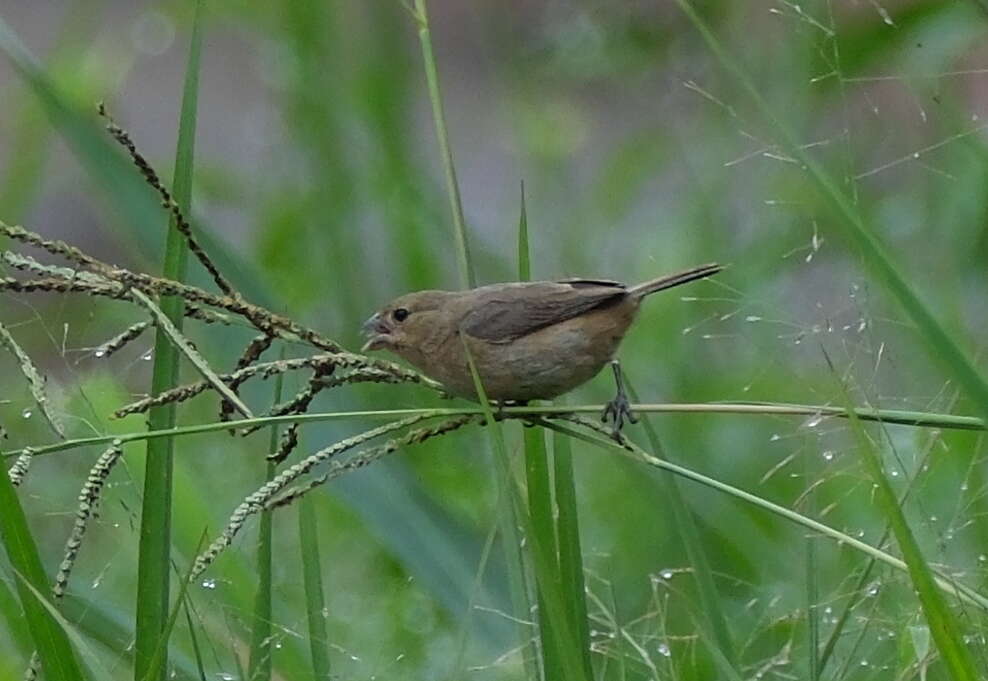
[
  {"x1": 822, "y1": 450, "x2": 835, "y2": 461},
  {"x1": 803, "y1": 413, "x2": 823, "y2": 428},
  {"x1": 770, "y1": 433, "x2": 780, "y2": 441},
  {"x1": 141, "y1": 349, "x2": 153, "y2": 361},
  {"x1": 21, "y1": 408, "x2": 32, "y2": 419},
  {"x1": 978, "y1": 554, "x2": 986, "y2": 563},
  {"x1": 657, "y1": 642, "x2": 671, "y2": 657},
  {"x1": 94, "y1": 349, "x2": 106, "y2": 358},
  {"x1": 660, "y1": 569, "x2": 674, "y2": 580},
  {"x1": 201, "y1": 578, "x2": 216, "y2": 589}
]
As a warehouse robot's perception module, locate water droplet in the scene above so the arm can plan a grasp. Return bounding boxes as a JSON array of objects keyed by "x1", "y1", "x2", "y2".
[
  {"x1": 822, "y1": 450, "x2": 835, "y2": 461},
  {"x1": 866, "y1": 582, "x2": 880, "y2": 596},
  {"x1": 94, "y1": 349, "x2": 106, "y2": 358},
  {"x1": 890, "y1": 470, "x2": 899, "y2": 477},
  {"x1": 21, "y1": 408, "x2": 32, "y2": 419},
  {"x1": 657, "y1": 642, "x2": 671, "y2": 657},
  {"x1": 823, "y1": 606, "x2": 832, "y2": 615},
  {"x1": 745, "y1": 315, "x2": 762, "y2": 322},
  {"x1": 660, "y1": 569, "x2": 674, "y2": 580},
  {"x1": 770, "y1": 433, "x2": 780, "y2": 442},
  {"x1": 201, "y1": 578, "x2": 216, "y2": 590},
  {"x1": 141, "y1": 350, "x2": 153, "y2": 361},
  {"x1": 860, "y1": 660, "x2": 869, "y2": 667},
  {"x1": 804, "y1": 414, "x2": 823, "y2": 428},
  {"x1": 978, "y1": 554, "x2": 986, "y2": 563}
]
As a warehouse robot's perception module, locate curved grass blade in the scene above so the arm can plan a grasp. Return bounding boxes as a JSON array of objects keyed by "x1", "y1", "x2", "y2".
[
  {"x1": 827, "y1": 358, "x2": 981, "y2": 680},
  {"x1": 0, "y1": 465, "x2": 84, "y2": 680},
  {"x1": 134, "y1": 3, "x2": 204, "y2": 680}
]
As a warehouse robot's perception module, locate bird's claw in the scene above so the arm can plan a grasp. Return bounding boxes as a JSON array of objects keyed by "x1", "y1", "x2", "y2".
[{"x1": 601, "y1": 360, "x2": 637, "y2": 439}]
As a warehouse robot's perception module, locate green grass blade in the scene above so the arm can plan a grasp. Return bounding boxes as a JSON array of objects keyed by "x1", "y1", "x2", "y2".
[
  {"x1": 550, "y1": 431, "x2": 594, "y2": 677},
  {"x1": 134, "y1": 4, "x2": 203, "y2": 679},
  {"x1": 628, "y1": 382, "x2": 737, "y2": 670},
  {"x1": 248, "y1": 365, "x2": 285, "y2": 681},
  {"x1": 298, "y1": 494, "x2": 331, "y2": 679},
  {"x1": 517, "y1": 186, "x2": 593, "y2": 678},
  {"x1": 142, "y1": 532, "x2": 209, "y2": 681},
  {"x1": 675, "y1": 0, "x2": 988, "y2": 423},
  {"x1": 829, "y1": 364, "x2": 981, "y2": 679},
  {"x1": 461, "y1": 340, "x2": 589, "y2": 681},
  {"x1": 0, "y1": 463, "x2": 84, "y2": 680},
  {"x1": 410, "y1": 0, "x2": 475, "y2": 288}
]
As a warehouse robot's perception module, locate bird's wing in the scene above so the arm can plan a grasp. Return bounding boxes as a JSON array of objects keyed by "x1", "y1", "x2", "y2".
[{"x1": 461, "y1": 281, "x2": 627, "y2": 343}]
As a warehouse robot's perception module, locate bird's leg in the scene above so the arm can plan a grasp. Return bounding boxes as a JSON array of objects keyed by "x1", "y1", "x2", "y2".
[{"x1": 601, "y1": 360, "x2": 637, "y2": 437}]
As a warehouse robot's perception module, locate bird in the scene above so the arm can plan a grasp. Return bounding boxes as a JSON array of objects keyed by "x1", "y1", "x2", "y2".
[{"x1": 362, "y1": 263, "x2": 723, "y2": 431}]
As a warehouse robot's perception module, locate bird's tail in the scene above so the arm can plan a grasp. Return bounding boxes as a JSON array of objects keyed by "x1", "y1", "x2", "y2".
[{"x1": 628, "y1": 263, "x2": 723, "y2": 299}]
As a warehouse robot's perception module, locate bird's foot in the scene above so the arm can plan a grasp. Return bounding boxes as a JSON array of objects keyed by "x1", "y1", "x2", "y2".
[{"x1": 601, "y1": 360, "x2": 637, "y2": 439}]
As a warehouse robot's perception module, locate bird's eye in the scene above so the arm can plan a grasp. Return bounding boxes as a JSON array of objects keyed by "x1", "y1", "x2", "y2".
[{"x1": 393, "y1": 308, "x2": 410, "y2": 322}]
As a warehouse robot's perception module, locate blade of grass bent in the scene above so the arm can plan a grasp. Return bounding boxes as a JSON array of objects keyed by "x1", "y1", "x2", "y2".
[
  {"x1": 828, "y1": 363, "x2": 980, "y2": 680},
  {"x1": 134, "y1": 4, "x2": 203, "y2": 680},
  {"x1": 674, "y1": 0, "x2": 988, "y2": 424},
  {"x1": 0, "y1": 461, "x2": 84, "y2": 680}
]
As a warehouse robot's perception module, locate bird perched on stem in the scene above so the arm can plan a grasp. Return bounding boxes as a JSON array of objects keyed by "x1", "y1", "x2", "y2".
[{"x1": 362, "y1": 263, "x2": 723, "y2": 432}]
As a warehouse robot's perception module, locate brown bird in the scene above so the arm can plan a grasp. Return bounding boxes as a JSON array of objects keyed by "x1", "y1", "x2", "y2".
[{"x1": 362, "y1": 263, "x2": 722, "y2": 430}]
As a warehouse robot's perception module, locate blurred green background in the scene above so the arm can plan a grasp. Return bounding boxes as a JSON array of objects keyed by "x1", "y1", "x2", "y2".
[{"x1": 2, "y1": 0, "x2": 988, "y2": 679}]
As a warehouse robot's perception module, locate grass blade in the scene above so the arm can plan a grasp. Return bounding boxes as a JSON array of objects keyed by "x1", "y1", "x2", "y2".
[
  {"x1": 828, "y1": 359, "x2": 981, "y2": 679},
  {"x1": 0, "y1": 460, "x2": 84, "y2": 680},
  {"x1": 461, "y1": 340, "x2": 590, "y2": 681},
  {"x1": 298, "y1": 494, "x2": 331, "y2": 679},
  {"x1": 134, "y1": 4, "x2": 203, "y2": 679},
  {"x1": 517, "y1": 185, "x2": 593, "y2": 678},
  {"x1": 550, "y1": 431, "x2": 594, "y2": 677},
  {"x1": 248, "y1": 365, "x2": 286, "y2": 681}
]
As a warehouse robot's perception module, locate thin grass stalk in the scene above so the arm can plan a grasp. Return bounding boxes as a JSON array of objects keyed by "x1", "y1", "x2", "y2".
[
  {"x1": 6, "y1": 401, "x2": 984, "y2": 462},
  {"x1": 410, "y1": 0, "x2": 475, "y2": 288},
  {"x1": 248, "y1": 366, "x2": 285, "y2": 681},
  {"x1": 133, "y1": 5, "x2": 202, "y2": 679}
]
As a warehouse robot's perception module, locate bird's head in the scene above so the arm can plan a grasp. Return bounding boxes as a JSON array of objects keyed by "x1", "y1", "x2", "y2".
[{"x1": 361, "y1": 290, "x2": 453, "y2": 355}]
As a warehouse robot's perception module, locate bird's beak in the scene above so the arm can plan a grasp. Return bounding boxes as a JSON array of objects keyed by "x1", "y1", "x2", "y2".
[{"x1": 361, "y1": 313, "x2": 391, "y2": 352}]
